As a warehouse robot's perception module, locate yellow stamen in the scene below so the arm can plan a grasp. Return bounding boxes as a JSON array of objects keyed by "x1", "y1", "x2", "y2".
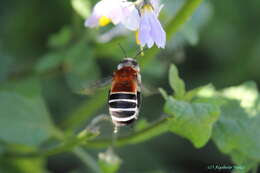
[
  {"x1": 99, "y1": 16, "x2": 111, "y2": 26},
  {"x1": 135, "y1": 31, "x2": 141, "y2": 45},
  {"x1": 141, "y1": 4, "x2": 154, "y2": 13}
]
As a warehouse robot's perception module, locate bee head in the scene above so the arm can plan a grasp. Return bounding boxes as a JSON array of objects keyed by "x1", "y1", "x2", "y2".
[{"x1": 117, "y1": 58, "x2": 140, "y2": 72}]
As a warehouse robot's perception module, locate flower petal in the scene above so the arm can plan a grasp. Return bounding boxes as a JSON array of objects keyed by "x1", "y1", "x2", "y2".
[
  {"x1": 148, "y1": 12, "x2": 166, "y2": 48},
  {"x1": 107, "y1": 0, "x2": 125, "y2": 24},
  {"x1": 84, "y1": 0, "x2": 107, "y2": 27},
  {"x1": 121, "y1": 3, "x2": 140, "y2": 31},
  {"x1": 139, "y1": 13, "x2": 154, "y2": 48},
  {"x1": 85, "y1": 14, "x2": 100, "y2": 27},
  {"x1": 85, "y1": 0, "x2": 128, "y2": 27}
]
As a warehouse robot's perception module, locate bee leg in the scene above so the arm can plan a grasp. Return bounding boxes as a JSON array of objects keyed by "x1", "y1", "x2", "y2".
[
  {"x1": 113, "y1": 125, "x2": 120, "y2": 134},
  {"x1": 86, "y1": 114, "x2": 111, "y2": 131}
]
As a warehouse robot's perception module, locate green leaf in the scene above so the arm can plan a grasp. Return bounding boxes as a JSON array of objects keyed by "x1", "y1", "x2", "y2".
[
  {"x1": 164, "y1": 97, "x2": 220, "y2": 148},
  {"x1": 71, "y1": 0, "x2": 91, "y2": 18},
  {"x1": 0, "y1": 79, "x2": 54, "y2": 146},
  {"x1": 183, "y1": 84, "x2": 212, "y2": 101},
  {"x1": 158, "y1": 88, "x2": 168, "y2": 100},
  {"x1": 0, "y1": 53, "x2": 13, "y2": 83},
  {"x1": 48, "y1": 26, "x2": 72, "y2": 48},
  {"x1": 0, "y1": 157, "x2": 47, "y2": 173},
  {"x1": 64, "y1": 40, "x2": 100, "y2": 92},
  {"x1": 134, "y1": 119, "x2": 150, "y2": 131},
  {"x1": 196, "y1": 83, "x2": 217, "y2": 97},
  {"x1": 212, "y1": 99, "x2": 260, "y2": 169},
  {"x1": 169, "y1": 64, "x2": 186, "y2": 99},
  {"x1": 98, "y1": 148, "x2": 121, "y2": 173},
  {"x1": 35, "y1": 51, "x2": 65, "y2": 73},
  {"x1": 194, "y1": 82, "x2": 260, "y2": 171},
  {"x1": 61, "y1": 89, "x2": 107, "y2": 130},
  {"x1": 221, "y1": 81, "x2": 259, "y2": 117},
  {"x1": 230, "y1": 151, "x2": 257, "y2": 173},
  {"x1": 0, "y1": 145, "x2": 4, "y2": 155}
]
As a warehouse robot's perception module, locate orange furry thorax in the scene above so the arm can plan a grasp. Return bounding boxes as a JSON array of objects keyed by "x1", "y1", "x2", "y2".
[{"x1": 111, "y1": 67, "x2": 138, "y2": 93}]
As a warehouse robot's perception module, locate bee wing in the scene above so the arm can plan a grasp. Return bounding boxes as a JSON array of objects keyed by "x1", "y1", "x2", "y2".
[
  {"x1": 76, "y1": 76, "x2": 112, "y2": 95},
  {"x1": 141, "y1": 83, "x2": 159, "y2": 97}
]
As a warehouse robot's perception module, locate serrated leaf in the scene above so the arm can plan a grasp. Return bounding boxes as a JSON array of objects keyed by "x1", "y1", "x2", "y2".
[
  {"x1": 196, "y1": 84, "x2": 217, "y2": 97},
  {"x1": 212, "y1": 99, "x2": 260, "y2": 162},
  {"x1": 221, "y1": 81, "x2": 259, "y2": 117},
  {"x1": 184, "y1": 84, "x2": 212, "y2": 101},
  {"x1": 195, "y1": 82, "x2": 260, "y2": 171},
  {"x1": 169, "y1": 64, "x2": 186, "y2": 99},
  {"x1": 0, "y1": 79, "x2": 54, "y2": 146},
  {"x1": 230, "y1": 151, "x2": 257, "y2": 173},
  {"x1": 164, "y1": 97, "x2": 220, "y2": 148}
]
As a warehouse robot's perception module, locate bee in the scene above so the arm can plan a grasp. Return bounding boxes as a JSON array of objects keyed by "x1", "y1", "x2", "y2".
[{"x1": 108, "y1": 57, "x2": 141, "y2": 127}]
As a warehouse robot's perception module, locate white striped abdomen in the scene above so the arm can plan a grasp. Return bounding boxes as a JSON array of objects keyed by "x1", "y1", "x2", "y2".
[{"x1": 108, "y1": 92, "x2": 140, "y2": 126}]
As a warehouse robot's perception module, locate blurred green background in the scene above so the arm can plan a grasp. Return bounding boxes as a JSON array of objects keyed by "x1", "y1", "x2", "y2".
[{"x1": 0, "y1": 0, "x2": 260, "y2": 173}]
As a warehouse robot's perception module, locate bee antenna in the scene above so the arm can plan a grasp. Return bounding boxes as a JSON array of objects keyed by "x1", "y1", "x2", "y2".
[
  {"x1": 118, "y1": 43, "x2": 127, "y2": 58},
  {"x1": 134, "y1": 47, "x2": 148, "y2": 59}
]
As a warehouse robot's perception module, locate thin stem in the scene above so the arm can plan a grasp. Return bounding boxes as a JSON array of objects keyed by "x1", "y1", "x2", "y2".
[
  {"x1": 43, "y1": 117, "x2": 173, "y2": 156},
  {"x1": 41, "y1": 128, "x2": 99, "y2": 157},
  {"x1": 5, "y1": 117, "x2": 174, "y2": 158},
  {"x1": 73, "y1": 147, "x2": 102, "y2": 173},
  {"x1": 84, "y1": 117, "x2": 174, "y2": 148},
  {"x1": 165, "y1": 0, "x2": 203, "y2": 40}
]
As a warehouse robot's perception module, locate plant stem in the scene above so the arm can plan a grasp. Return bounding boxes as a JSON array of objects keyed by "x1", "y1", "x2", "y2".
[
  {"x1": 41, "y1": 127, "x2": 99, "y2": 157},
  {"x1": 11, "y1": 117, "x2": 172, "y2": 158},
  {"x1": 44, "y1": 128, "x2": 101, "y2": 173},
  {"x1": 73, "y1": 147, "x2": 102, "y2": 173},
  {"x1": 166, "y1": 0, "x2": 204, "y2": 40},
  {"x1": 84, "y1": 117, "x2": 174, "y2": 148}
]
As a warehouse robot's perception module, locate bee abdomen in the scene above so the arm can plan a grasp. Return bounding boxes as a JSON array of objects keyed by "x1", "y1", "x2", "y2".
[
  {"x1": 109, "y1": 93, "x2": 137, "y2": 100},
  {"x1": 109, "y1": 93, "x2": 138, "y2": 125},
  {"x1": 109, "y1": 101, "x2": 136, "y2": 109}
]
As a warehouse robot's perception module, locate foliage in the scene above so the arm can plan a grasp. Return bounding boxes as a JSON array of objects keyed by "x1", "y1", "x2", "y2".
[
  {"x1": 0, "y1": 0, "x2": 259, "y2": 172},
  {"x1": 0, "y1": 79, "x2": 54, "y2": 146}
]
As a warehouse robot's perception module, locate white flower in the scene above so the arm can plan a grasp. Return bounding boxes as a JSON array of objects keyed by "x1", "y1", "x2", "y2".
[
  {"x1": 137, "y1": 0, "x2": 166, "y2": 48},
  {"x1": 85, "y1": 0, "x2": 139, "y2": 30},
  {"x1": 120, "y1": 2, "x2": 140, "y2": 31},
  {"x1": 85, "y1": 0, "x2": 166, "y2": 49}
]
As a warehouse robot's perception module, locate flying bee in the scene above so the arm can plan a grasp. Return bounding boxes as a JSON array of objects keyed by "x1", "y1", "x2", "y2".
[
  {"x1": 77, "y1": 47, "x2": 146, "y2": 131},
  {"x1": 109, "y1": 57, "x2": 141, "y2": 127}
]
